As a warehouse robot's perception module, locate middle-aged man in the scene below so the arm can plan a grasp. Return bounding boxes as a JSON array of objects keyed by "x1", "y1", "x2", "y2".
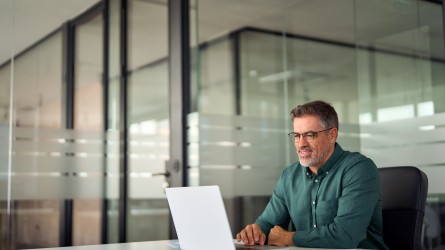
[{"x1": 236, "y1": 100, "x2": 388, "y2": 249}]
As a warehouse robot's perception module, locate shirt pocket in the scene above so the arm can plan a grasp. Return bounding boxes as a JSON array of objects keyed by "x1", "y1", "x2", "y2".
[{"x1": 315, "y1": 198, "x2": 339, "y2": 226}]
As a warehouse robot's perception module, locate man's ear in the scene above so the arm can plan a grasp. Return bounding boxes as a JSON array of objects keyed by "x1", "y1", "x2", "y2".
[{"x1": 330, "y1": 127, "x2": 338, "y2": 142}]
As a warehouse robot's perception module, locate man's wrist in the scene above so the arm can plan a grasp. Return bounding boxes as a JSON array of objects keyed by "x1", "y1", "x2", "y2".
[{"x1": 286, "y1": 231, "x2": 295, "y2": 245}]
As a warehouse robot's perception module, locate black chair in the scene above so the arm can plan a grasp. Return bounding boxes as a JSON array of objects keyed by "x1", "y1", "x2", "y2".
[{"x1": 379, "y1": 166, "x2": 428, "y2": 250}]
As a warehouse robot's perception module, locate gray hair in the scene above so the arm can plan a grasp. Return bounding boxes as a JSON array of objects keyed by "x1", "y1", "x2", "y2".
[{"x1": 290, "y1": 100, "x2": 339, "y2": 130}]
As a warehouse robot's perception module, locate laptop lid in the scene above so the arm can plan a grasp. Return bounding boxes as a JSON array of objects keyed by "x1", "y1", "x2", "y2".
[{"x1": 165, "y1": 185, "x2": 235, "y2": 250}]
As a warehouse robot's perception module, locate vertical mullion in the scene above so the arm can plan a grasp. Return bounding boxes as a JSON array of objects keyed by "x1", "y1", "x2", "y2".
[
  {"x1": 168, "y1": 0, "x2": 190, "y2": 237},
  {"x1": 118, "y1": 0, "x2": 129, "y2": 244},
  {"x1": 102, "y1": 0, "x2": 110, "y2": 244},
  {"x1": 60, "y1": 21, "x2": 74, "y2": 247},
  {"x1": 232, "y1": 32, "x2": 241, "y2": 115}
]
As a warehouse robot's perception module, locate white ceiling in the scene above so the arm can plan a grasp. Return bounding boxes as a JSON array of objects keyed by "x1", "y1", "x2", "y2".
[
  {"x1": 1, "y1": 0, "x2": 443, "y2": 65},
  {"x1": 0, "y1": 0, "x2": 99, "y2": 65}
]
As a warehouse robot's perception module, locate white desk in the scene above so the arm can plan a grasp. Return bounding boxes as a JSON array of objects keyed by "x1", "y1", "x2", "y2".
[{"x1": 29, "y1": 240, "x2": 359, "y2": 250}]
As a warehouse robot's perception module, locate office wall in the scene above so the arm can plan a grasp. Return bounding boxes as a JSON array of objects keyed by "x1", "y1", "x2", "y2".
[
  {"x1": 1, "y1": 0, "x2": 445, "y2": 249},
  {"x1": 193, "y1": 0, "x2": 445, "y2": 247},
  {"x1": 0, "y1": 0, "x2": 105, "y2": 248}
]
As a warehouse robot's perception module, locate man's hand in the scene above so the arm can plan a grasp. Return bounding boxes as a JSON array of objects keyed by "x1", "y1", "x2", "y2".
[
  {"x1": 267, "y1": 225, "x2": 294, "y2": 246},
  {"x1": 236, "y1": 224, "x2": 266, "y2": 246}
]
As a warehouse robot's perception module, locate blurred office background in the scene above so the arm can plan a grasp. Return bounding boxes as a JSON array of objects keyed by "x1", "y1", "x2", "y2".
[{"x1": 1, "y1": 0, "x2": 445, "y2": 249}]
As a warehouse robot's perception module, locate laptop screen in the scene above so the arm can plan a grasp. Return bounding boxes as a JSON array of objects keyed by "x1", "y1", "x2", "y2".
[{"x1": 165, "y1": 186, "x2": 236, "y2": 250}]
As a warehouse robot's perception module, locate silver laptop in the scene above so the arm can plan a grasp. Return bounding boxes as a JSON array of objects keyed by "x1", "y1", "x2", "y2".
[{"x1": 165, "y1": 185, "x2": 290, "y2": 250}]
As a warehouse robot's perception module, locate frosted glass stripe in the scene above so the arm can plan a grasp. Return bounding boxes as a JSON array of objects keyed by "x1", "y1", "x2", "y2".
[
  {"x1": 129, "y1": 158, "x2": 165, "y2": 172},
  {"x1": 11, "y1": 155, "x2": 104, "y2": 172},
  {"x1": 196, "y1": 168, "x2": 282, "y2": 198},
  {"x1": 189, "y1": 144, "x2": 288, "y2": 167},
  {"x1": 0, "y1": 126, "x2": 122, "y2": 200},
  {"x1": 359, "y1": 113, "x2": 445, "y2": 197},
  {"x1": 188, "y1": 112, "x2": 287, "y2": 130},
  {"x1": 129, "y1": 145, "x2": 168, "y2": 155},
  {"x1": 364, "y1": 142, "x2": 445, "y2": 167},
  {"x1": 128, "y1": 130, "x2": 169, "y2": 198},
  {"x1": 0, "y1": 175, "x2": 106, "y2": 200},
  {"x1": 361, "y1": 112, "x2": 445, "y2": 133},
  {"x1": 12, "y1": 140, "x2": 104, "y2": 153},
  {"x1": 130, "y1": 176, "x2": 167, "y2": 199},
  {"x1": 362, "y1": 127, "x2": 445, "y2": 147},
  {"x1": 188, "y1": 127, "x2": 285, "y2": 144},
  {"x1": 361, "y1": 113, "x2": 445, "y2": 167},
  {"x1": 13, "y1": 127, "x2": 105, "y2": 140},
  {"x1": 187, "y1": 113, "x2": 292, "y2": 196}
]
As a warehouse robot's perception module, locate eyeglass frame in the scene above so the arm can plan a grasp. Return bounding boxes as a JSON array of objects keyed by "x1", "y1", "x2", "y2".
[{"x1": 287, "y1": 128, "x2": 333, "y2": 143}]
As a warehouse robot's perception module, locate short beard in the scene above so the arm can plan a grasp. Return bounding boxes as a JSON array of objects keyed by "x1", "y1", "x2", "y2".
[{"x1": 299, "y1": 145, "x2": 331, "y2": 168}]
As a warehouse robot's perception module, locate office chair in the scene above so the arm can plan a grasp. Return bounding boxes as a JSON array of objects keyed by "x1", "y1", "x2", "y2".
[{"x1": 379, "y1": 166, "x2": 428, "y2": 250}]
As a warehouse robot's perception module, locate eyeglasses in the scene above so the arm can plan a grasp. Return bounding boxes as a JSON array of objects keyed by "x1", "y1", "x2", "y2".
[{"x1": 288, "y1": 128, "x2": 332, "y2": 143}]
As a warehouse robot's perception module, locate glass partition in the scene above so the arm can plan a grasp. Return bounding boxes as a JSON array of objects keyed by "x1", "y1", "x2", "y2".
[
  {"x1": 193, "y1": 0, "x2": 359, "y2": 235},
  {"x1": 3, "y1": 31, "x2": 64, "y2": 249},
  {"x1": 355, "y1": 1, "x2": 445, "y2": 248},
  {"x1": 0, "y1": 0, "x2": 103, "y2": 248},
  {"x1": 1, "y1": 0, "x2": 445, "y2": 249},
  {"x1": 73, "y1": 11, "x2": 104, "y2": 245},
  {"x1": 193, "y1": 1, "x2": 445, "y2": 246},
  {"x1": 0, "y1": 1, "x2": 13, "y2": 248},
  {"x1": 126, "y1": 0, "x2": 170, "y2": 242},
  {"x1": 105, "y1": 0, "x2": 121, "y2": 244}
]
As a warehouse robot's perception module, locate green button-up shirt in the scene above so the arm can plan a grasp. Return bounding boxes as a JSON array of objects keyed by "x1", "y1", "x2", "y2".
[{"x1": 256, "y1": 143, "x2": 388, "y2": 249}]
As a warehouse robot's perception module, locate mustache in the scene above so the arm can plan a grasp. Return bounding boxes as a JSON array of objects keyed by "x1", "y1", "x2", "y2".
[{"x1": 298, "y1": 146, "x2": 312, "y2": 151}]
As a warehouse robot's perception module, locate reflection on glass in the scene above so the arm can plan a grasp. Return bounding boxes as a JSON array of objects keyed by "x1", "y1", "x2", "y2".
[
  {"x1": 106, "y1": 0, "x2": 122, "y2": 243},
  {"x1": 195, "y1": 39, "x2": 235, "y2": 114},
  {"x1": 127, "y1": 0, "x2": 169, "y2": 242},
  {"x1": 0, "y1": 31, "x2": 63, "y2": 249},
  {"x1": 355, "y1": 1, "x2": 445, "y2": 249},
  {"x1": 73, "y1": 13, "x2": 104, "y2": 246},
  {"x1": 194, "y1": 0, "x2": 445, "y2": 241}
]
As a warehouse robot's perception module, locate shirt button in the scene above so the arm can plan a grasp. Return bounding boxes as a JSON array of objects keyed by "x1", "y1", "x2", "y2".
[
  {"x1": 313, "y1": 224, "x2": 317, "y2": 228},
  {"x1": 312, "y1": 201, "x2": 315, "y2": 204},
  {"x1": 315, "y1": 179, "x2": 318, "y2": 183}
]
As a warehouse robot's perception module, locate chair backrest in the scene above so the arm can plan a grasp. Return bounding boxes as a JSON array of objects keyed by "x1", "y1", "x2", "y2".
[{"x1": 379, "y1": 166, "x2": 428, "y2": 250}]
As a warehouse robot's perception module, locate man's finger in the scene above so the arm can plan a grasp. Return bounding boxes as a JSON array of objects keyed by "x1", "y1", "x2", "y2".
[
  {"x1": 245, "y1": 226, "x2": 255, "y2": 245},
  {"x1": 241, "y1": 229, "x2": 252, "y2": 245},
  {"x1": 252, "y1": 224, "x2": 262, "y2": 242},
  {"x1": 259, "y1": 232, "x2": 266, "y2": 245}
]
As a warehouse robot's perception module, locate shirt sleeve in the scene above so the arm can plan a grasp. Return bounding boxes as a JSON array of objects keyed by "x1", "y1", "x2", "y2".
[
  {"x1": 292, "y1": 157, "x2": 380, "y2": 248},
  {"x1": 255, "y1": 170, "x2": 291, "y2": 237}
]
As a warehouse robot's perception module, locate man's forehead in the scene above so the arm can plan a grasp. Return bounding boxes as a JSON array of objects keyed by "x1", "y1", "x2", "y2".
[
  {"x1": 293, "y1": 115, "x2": 323, "y2": 129},
  {"x1": 293, "y1": 115, "x2": 321, "y2": 123}
]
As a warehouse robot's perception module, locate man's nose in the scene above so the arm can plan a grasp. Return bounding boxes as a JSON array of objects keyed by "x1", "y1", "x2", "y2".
[{"x1": 296, "y1": 136, "x2": 309, "y2": 147}]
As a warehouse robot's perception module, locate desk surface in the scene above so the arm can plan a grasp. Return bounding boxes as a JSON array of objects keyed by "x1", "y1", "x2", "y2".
[{"x1": 30, "y1": 240, "x2": 360, "y2": 250}]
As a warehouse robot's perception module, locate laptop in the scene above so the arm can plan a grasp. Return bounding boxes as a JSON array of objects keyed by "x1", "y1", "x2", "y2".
[{"x1": 165, "y1": 185, "x2": 290, "y2": 250}]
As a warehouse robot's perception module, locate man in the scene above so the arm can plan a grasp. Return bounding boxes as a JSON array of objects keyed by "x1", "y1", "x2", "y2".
[{"x1": 236, "y1": 100, "x2": 388, "y2": 249}]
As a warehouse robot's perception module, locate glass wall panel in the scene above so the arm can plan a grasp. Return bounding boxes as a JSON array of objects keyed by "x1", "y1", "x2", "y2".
[
  {"x1": 195, "y1": 39, "x2": 235, "y2": 115},
  {"x1": 194, "y1": 0, "x2": 445, "y2": 243},
  {"x1": 0, "y1": 1, "x2": 13, "y2": 248},
  {"x1": 105, "y1": 0, "x2": 121, "y2": 244},
  {"x1": 2, "y1": 31, "x2": 63, "y2": 249},
  {"x1": 126, "y1": 0, "x2": 169, "y2": 242},
  {"x1": 193, "y1": 0, "x2": 359, "y2": 235},
  {"x1": 0, "y1": 0, "x2": 104, "y2": 247},
  {"x1": 355, "y1": 1, "x2": 445, "y2": 248},
  {"x1": 73, "y1": 12, "x2": 104, "y2": 246}
]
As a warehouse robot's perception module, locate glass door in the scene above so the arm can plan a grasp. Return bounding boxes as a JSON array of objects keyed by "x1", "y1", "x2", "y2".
[{"x1": 126, "y1": 0, "x2": 170, "y2": 241}]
